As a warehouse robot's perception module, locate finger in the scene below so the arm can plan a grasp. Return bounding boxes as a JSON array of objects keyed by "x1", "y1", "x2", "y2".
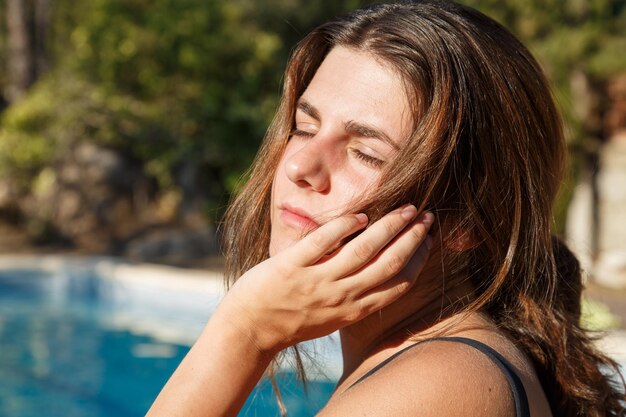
[
  {"x1": 285, "y1": 213, "x2": 369, "y2": 266},
  {"x1": 346, "y1": 236, "x2": 433, "y2": 321},
  {"x1": 334, "y1": 216, "x2": 432, "y2": 294},
  {"x1": 322, "y1": 207, "x2": 432, "y2": 278}
]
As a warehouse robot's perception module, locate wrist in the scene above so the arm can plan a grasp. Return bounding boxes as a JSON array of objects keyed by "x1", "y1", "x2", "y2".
[{"x1": 208, "y1": 301, "x2": 282, "y2": 361}]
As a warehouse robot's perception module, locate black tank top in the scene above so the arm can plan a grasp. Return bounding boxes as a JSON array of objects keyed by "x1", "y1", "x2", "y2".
[{"x1": 347, "y1": 336, "x2": 531, "y2": 417}]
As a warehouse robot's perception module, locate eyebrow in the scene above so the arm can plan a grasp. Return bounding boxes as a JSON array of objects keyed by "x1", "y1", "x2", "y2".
[
  {"x1": 296, "y1": 98, "x2": 400, "y2": 150},
  {"x1": 297, "y1": 99, "x2": 321, "y2": 121}
]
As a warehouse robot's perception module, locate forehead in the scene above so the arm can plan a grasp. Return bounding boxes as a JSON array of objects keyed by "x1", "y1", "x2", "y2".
[{"x1": 299, "y1": 46, "x2": 413, "y2": 146}]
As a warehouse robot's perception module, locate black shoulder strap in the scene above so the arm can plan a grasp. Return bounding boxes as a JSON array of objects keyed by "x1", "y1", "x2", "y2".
[{"x1": 346, "y1": 336, "x2": 531, "y2": 417}]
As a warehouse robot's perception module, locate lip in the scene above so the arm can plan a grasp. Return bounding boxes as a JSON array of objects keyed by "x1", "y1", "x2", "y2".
[{"x1": 279, "y1": 203, "x2": 320, "y2": 230}]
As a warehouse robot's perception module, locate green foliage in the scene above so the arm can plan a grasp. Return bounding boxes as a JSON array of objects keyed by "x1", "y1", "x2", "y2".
[
  {"x1": 460, "y1": 0, "x2": 626, "y2": 233},
  {"x1": 581, "y1": 297, "x2": 621, "y2": 331},
  {"x1": 464, "y1": 0, "x2": 626, "y2": 137},
  {"x1": 0, "y1": 0, "x2": 624, "y2": 232},
  {"x1": 63, "y1": 0, "x2": 283, "y2": 194},
  {"x1": 0, "y1": 80, "x2": 57, "y2": 186},
  {"x1": 0, "y1": 0, "x2": 372, "y2": 226}
]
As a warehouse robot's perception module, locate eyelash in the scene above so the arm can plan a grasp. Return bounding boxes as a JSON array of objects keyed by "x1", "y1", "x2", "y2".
[
  {"x1": 290, "y1": 129, "x2": 385, "y2": 168},
  {"x1": 351, "y1": 149, "x2": 385, "y2": 167},
  {"x1": 290, "y1": 129, "x2": 314, "y2": 138}
]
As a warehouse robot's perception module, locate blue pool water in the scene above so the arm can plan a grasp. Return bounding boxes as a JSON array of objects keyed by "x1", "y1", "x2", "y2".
[
  {"x1": 6, "y1": 260, "x2": 623, "y2": 417},
  {"x1": 0, "y1": 267, "x2": 335, "y2": 417}
]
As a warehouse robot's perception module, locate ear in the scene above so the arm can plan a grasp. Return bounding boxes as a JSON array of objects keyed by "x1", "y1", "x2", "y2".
[{"x1": 444, "y1": 226, "x2": 478, "y2": 252}]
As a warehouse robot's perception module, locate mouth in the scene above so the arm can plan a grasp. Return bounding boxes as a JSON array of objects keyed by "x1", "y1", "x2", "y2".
[{"x1": 279, "y1": 203, "x2": 321, "y2": 231}]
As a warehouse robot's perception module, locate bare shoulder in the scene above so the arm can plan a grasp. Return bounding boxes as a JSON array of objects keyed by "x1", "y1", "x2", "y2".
[{"x1": 318, "y1": 339, "x2": 517, "y2": 417}]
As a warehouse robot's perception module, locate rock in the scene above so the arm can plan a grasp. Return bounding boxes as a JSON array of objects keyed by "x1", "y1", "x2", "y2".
[
  {"x1": 0, "y1": 179, "x2": 20, "y2": 221},
  {"x1": 4, "y1": 140, "x2": 217, "y2": 264},
  {"x1": 74, "y1": 142, "x2": 129, "y2": 186},
  {"x1": 19, "y1": 142, "x2": 146, "y2": 251},
  {"x1": 124, "y1": 227, "x2": 219, "y2": 266}
]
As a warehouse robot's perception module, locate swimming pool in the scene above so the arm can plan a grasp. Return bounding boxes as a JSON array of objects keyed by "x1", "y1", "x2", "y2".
[
  {"x1": 2, "y1": 256, "x2": 625, "y2": 416},
  {"x1": 0, "y1": 256, "x2": 340, "y2": 417}
]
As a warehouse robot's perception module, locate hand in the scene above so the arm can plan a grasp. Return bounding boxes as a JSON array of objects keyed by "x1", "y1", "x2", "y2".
[{"x1": 212, "y1": 205, "x2": 434, "y2": 356}]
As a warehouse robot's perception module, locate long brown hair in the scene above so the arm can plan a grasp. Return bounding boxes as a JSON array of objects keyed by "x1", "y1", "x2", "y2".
[{"x1": 223, "y1": 1, "x2": 626, "y2": 416}]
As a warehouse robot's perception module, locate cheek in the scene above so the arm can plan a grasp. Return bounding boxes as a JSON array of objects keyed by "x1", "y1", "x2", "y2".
[
  {"x1": 332, "y1": 173, "x2": 380, "y2": 211},
  {"x1": 268, "y1": 152, "x2": 292, "y2": 257},
  {"x1": 270, "y1": 153, "x2": 290, "y2": 210}
]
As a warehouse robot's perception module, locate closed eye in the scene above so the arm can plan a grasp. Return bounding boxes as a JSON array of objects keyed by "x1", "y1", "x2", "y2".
[
  {"x1": 351, "y1": 149, "x2": 385, "y2": 168},
  {"x1": 290, "y1": 129, "x2": 315, "y2": 138}
]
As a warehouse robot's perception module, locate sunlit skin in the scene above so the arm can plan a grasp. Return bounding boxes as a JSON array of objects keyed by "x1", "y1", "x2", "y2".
[
  {"x1": 269, "y1": 46, "x2": 413, "y2": 256},
  {"x1": 147, "y1": 46, "x2": 552, "y2": 417},
  {"x1": 146, "y1": 45, "x2": 437, "y2": 414},
  {"x1": 268, "y1": 44, "x2": 460, "y2": 382},
  {"x1": 261, "y1": 46, "x2": 553, "y2": 417},
  {"x1": 265, "y1": 47, "x2": 539, "y2": 406}
]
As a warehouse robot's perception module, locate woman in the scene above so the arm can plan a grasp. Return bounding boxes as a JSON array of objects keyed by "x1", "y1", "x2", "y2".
[{"x1": 148, "y1": 1, "x2": 626, "y2": 416}]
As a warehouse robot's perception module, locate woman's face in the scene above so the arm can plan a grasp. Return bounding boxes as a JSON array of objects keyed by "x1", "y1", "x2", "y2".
[{"x1": 269, "y1": 46, "x2": 413, "y2": 256}]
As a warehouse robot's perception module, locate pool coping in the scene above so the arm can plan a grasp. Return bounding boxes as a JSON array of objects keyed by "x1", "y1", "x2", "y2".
[{"x1": 0, "y1": 253, "x2": 225, "y2": 293}]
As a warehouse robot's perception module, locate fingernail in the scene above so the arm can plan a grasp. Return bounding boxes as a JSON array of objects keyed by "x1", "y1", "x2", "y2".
[
  {"x1": 355, "y1": 213, "x2": 368, "y2": 224},
  {"x1": 401, "y1": 204, "x2": 417, "y2": 220},
  {"x1": 421, "y1": 211, "x2": 434, "y2": 227},
  {"x1": 425, "y1": 235, "x2": 433, "y2": 250}
]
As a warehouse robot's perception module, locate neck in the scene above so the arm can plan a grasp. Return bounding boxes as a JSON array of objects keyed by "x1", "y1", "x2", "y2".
[{"x1": 338, "y1": 276, "x2": 475, "y2": 379}]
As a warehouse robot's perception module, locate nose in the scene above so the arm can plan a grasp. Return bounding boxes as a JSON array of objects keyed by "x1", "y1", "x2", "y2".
[{"x1": 285, "y1": 141, "x2": 331, "y2": 192}]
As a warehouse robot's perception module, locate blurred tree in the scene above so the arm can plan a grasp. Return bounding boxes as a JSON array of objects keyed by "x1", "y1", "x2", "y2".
[
  {"x1": 34, "y1": 0, "x2": 51, "y2": 74},
  {"x1": 463, "y1": 0, "x2": 626, "y2": 138},
  {"x1": 463, "y1": 0, "x2": 626, "y2": 234},
  {"x1": 0, "y1": 0, "x2": 623, "y2": 248},
  {"x1": 4, "y1": 0, "x2": 51, "y2": 103},
  {"x1": 5, "y1": 0, "x2": 33, "y2": 102},
  {"x1": 0, "y1": 0, "x2": 370, "y2": 246}
]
